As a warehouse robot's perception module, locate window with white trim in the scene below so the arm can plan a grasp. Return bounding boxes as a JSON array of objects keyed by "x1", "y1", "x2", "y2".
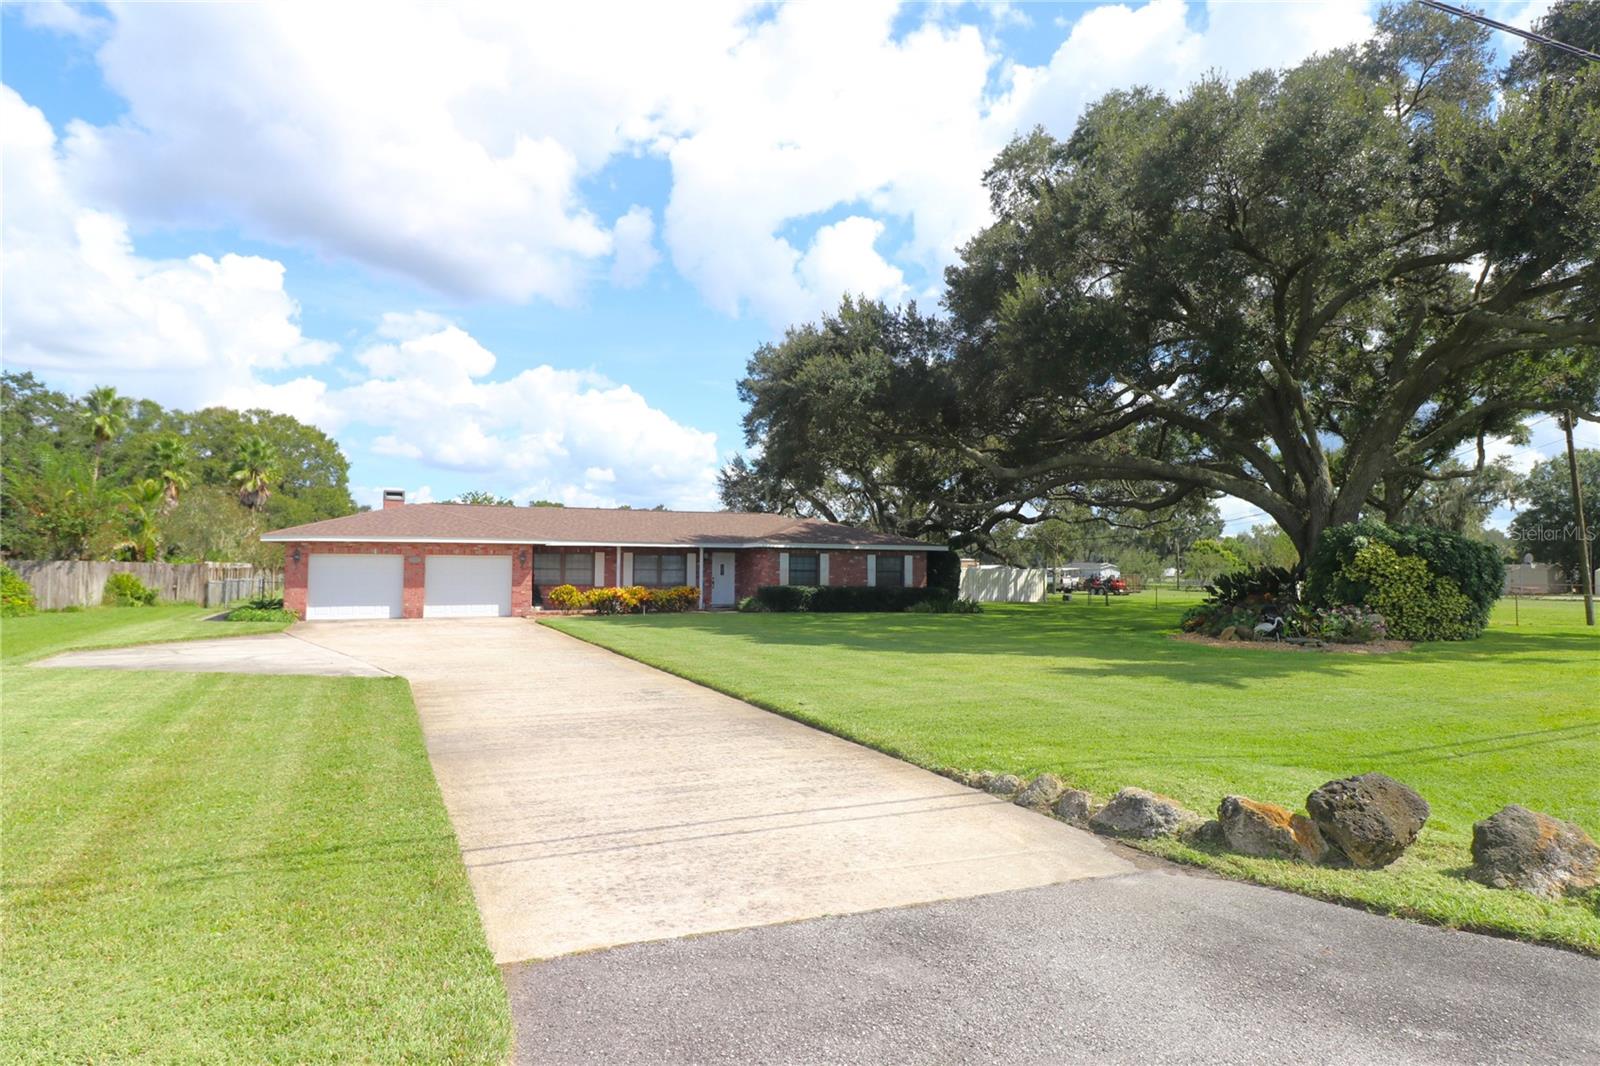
[
  {"x1": 535, "y1": 551, "x2": 595, "y2": 585},
  {"x1": 875, "y1": 553, "x2": 905, "y2": 588},
  {"x1": 632, "y1": 552, "x2": 688, "y2": 587},
  {"x1": 787, "y1": 552, "x2": 819, "y2": 586}
]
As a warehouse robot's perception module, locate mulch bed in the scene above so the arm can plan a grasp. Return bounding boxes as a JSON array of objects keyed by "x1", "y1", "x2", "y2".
[{"x1": 1169, "y1": 632, "x2": 1413, "y2": 655}]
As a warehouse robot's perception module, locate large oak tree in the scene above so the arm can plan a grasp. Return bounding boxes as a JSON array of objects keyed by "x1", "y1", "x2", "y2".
[{"x1": 728, "y1": 5, "x2": 1600, "y2": 561}]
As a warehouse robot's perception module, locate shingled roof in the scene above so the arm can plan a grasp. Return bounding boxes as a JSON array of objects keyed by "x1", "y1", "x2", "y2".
[{"x1": 262, "y1": 504, "x2": 939, "y2": 549}]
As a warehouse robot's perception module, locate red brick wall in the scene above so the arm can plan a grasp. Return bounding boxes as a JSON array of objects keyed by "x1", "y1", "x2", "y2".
[{"x1": 284, "y1": 541, "x2": 534, "y2": 619}]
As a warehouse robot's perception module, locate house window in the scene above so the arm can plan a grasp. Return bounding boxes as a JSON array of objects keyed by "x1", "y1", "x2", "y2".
[
  {"x1": 787, "y1": 552, "x2": 819, "y2": 586},
  {"x1": 875, "y1": 554, "x2": 905, "y2": 588},
  {"x1": 535, "y1": 551, "x2": 594, "y2": 586},
  {"x1": 632, "y1": 552, "x2": 687, "y2": 587}
]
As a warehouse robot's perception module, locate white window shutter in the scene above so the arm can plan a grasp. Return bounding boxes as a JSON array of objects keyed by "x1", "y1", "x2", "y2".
[
  {"x1": 778, "y1": 552, "x2": 790, "y2": 586},
  {"x1": 819, "y1": 552, "x2": 830, "y2": 586},
  {"x1": 866, "y1": 554, "x2": 877, "y2": 586},
  {"x1": 906, "y1": 554, "x2": 915, "y2": 586},
  {"x1": 593, "y1": 551, "x2": 606, "y2": 586},
  {"x1": 622, "y1": 552, "x2": 634, "y2": 586}
]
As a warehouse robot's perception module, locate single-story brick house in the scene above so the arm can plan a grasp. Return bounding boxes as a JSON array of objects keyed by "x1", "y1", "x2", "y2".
[{"x1": 262, "y1": 491, "x2": 941, "y2": 620}]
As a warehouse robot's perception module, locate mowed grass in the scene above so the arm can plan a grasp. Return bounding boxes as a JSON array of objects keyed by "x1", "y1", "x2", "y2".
[
  {"x1": 1, "y1": 602, "x2": 293, "y2": 663},
  {"x1": 546, "y1": 593, "x2": 1600, "y2": 952},
  {"x1": 1, "y1": 610, "x2": 510, "y2": 1063}
]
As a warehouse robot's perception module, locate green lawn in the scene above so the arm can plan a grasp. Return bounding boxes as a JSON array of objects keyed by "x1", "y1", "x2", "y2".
[
  {"x1": 1, "y1": 609, "x2": 510, "y2": 1063},
  {"x1": 0, "y1": 602, "x2": 293, "y2": 663},
  {"x1": 546, "y1": 593, "x2": 1600, "y2": 953}
]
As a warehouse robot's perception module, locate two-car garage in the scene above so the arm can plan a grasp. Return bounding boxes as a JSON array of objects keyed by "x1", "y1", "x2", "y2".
[{"x1": 304, "y1": 554, "x2": 511, "y2": 620}]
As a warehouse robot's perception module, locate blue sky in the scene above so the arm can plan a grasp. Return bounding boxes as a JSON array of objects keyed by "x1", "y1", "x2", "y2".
[{"x1": 2, "y1": 0, "x2": 1573, "y2": 528}]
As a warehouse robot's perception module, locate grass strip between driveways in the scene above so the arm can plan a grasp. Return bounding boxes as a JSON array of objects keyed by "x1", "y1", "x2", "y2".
[
  {"x1": 543, "y1": 593, "x2": 1600, "y2": 954},
  {"x1": 1, "y1": 609, "x2": 511, "y2": 1063}
]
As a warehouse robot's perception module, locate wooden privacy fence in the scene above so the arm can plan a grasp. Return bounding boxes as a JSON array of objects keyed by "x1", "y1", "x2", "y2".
[{"x1": 7, "y1": 560, "x2": 282, "y2": 610}]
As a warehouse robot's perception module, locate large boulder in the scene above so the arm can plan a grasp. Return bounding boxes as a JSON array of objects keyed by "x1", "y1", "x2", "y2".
[
  {"x1": 1471, "y1": 805, "x2": 1599, "y2": 899},
  {"x1": 1015, "y1": 774, "x2": 1066, "y2": 809},
  {"x1": 1218, "y1": 795, "x2": 1328, "y2": 864},
  {"x1": 1305, "y1": 773, "x2": 1429, "y2": 868},
  {"x1": 1053, "y1": 789, "x2": 1095, "y2": 824},
  {"x1": 1089, "y1": 787, "x2": 1200, "y2": 839}
]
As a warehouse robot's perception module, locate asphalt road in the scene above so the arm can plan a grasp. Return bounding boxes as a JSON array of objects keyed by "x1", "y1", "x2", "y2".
[{"x1": 507, "y1": 868, "x2": 1600, "y2": 1065}]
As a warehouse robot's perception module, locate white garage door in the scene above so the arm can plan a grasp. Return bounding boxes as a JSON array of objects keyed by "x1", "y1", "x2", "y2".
[
  {"x1": 306, "y1": 554, "x2": 404, "y2": 620},
  {"x1": 424, "y1": 555, "x2": 512, "y2": 618}
]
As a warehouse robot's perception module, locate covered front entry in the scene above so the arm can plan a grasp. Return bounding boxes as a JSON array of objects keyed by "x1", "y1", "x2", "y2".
[
  {"x1": 306, "y1": 554, "x2": 404, "y2": 620},
  {"x1": 424, "y1": 555, "x2": 513, "y2": 618},
  {"x1": 710, "y1": 551, "x2": 736, "y2": 606}
]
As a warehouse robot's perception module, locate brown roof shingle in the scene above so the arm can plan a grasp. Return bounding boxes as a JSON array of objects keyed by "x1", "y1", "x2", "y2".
[{"x1": 262, "y1": 504, "x2": 940, "y2": 549}]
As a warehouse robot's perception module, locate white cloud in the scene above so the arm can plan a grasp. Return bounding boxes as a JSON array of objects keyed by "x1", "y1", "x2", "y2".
[
  {"x1": 610, "y1": 205, "x2": 661, "y2": 288},
  {"x1": 13, "y1": 0, "x2": 107, "y2": 38},
  {"x1": 51, "y1": 2, "x2": 1376, "y2": 326},
  {"x1": 3, "y1": 84, "x2": 721, "y2": 508},
  {"x1": 246, "y1": 316, "x2": 722, "y2": 509},
  {"x1": 0, "y1": 86, "x2": 334, "y2": 407}
]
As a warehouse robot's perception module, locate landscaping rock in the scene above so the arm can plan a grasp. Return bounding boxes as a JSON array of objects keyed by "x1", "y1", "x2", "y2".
[
  {"x1": 1305, "y1": 773, "x2": 1429, "y2": 868},
  {"x1": 1218, "y1": 795, "x2": 1328, "y2": 863},
  {"x1": 1184, "y1": 818, "x2": 1226, "y2": 847},
  {"x1": 1470, "y1": 804, "x2": 1599, "y2": 899},
  {"x1": 1014, "y1": 774, "x2": 1066, "y2": 809},
  {"x1": 1089, "y1": 787, "x2": 1200, "y2": 839},
  {"x1": 1218, "y1": 626, "x2": 1239, "y2": 641},
  {"x1": 1053, "y1": 789, "x2": 1094, "y2": 823},
  {"x1": 984, "y1": 773, "x2": 1023, "y2": 796}
]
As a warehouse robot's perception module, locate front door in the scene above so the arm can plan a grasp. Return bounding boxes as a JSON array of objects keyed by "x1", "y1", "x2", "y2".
[{"x1": 710, "y1": 552, "x2": 736, "y2": 606}]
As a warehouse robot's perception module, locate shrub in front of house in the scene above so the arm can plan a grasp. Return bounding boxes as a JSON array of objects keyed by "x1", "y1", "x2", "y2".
[
  {"x1": 648, "y1": 586, "x2": 699, "y2": 612},
  {"x1": 545, "y1": 584, "x2": 587, "y2": 610},
  {"x1": 1306, "y1": 520, "x2": 1500, "y2": 636},
  {"x1": 1, "y1": 565, "x2": 37, "y2": 617},
  {"x1": 587, "y1": 586, "x2": 637, "y2": 614},
  {"x1": 227, "y1": 605, "x2": 299, "y2": 622},
  {"x1": 104, "y1": 572, "x2": 158, "y2": 607}
]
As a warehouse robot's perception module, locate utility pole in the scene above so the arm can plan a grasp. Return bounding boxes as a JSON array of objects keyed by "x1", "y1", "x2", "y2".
[{"x1": 1563, "y1": 411, "x2": 1594, "y2": 626}]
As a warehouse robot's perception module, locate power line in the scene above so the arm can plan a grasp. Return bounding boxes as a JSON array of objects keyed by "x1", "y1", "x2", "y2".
[{"x1": 1417, "y1": 1, "x2": 1600, "y2": 62}]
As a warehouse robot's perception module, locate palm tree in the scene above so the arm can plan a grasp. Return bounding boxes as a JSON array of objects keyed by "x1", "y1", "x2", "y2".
[
  {"x1": 84, "y1": 385, "x2": 131, "y2": 483},
  {"x1": 116, "y1": 479, "x2": 164, "y2": 562},
  {"x1": 147, "y1": 434, "x2": 191, "y2": 512},
  {"x1": 231, "y1": 435, "x2": 278, "y2": 512}
]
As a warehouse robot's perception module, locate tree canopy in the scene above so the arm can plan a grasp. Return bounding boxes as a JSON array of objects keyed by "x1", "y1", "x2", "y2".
[
  {"x1": 726, "y1": 5, "x2": 1600, "y2": 562},
  {"x1": 1, "y1": 373, "x2": 356, "y2": 561},
  {"x1": 1508, "y1": 446, "x2": 1599, "y2": 578}
]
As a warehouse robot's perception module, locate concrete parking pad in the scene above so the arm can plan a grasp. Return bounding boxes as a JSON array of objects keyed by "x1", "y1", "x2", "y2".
[
  {"x1": 30, "y1": 633, "x2": 391, "y2": 677},
  {"x1": 508, "y1": 872, "x2": 1600, "y2": 1065},
  {"x1": 294, "y1": 618, "x2": 1138, "y2": 963}
]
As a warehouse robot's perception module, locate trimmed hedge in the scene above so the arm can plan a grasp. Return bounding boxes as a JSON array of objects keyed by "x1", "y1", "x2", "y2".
[
  {"x1": 752, "y1": 584, "x2": 959, "y2": 613},
  {"x1": 1, "y1": 565, "x2": 36, "y2": 617},
  {"x1": 1306, "y1": 520, "x2": 1501, "y2": 634}
]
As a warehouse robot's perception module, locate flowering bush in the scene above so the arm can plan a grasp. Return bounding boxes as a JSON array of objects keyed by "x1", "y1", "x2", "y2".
[
  {"x1": 586, "y1": 586, "x2": 637, "y2": 614},
  {"x1": 545, "y1": 584, "x2": 587, "y2": 611}
]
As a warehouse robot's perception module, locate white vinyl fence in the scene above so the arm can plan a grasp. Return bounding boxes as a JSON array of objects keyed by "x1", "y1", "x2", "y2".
[
  {"x1": 8, "y1": 560, "x2": 281, "y2": 610},
  {"x1": 959, "y1": 564, "x2": 1047, "y2": 603}
]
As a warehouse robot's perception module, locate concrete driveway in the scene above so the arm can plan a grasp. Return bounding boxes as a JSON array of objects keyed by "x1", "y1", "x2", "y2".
[{"x1": 293, "y1": 618, "x2": 1137, "y2": 963}]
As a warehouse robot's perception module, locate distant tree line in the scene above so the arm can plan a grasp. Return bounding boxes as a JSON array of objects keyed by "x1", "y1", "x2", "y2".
[{"x1": 1, "y1": 372, "x2": 357, "y2": 565}]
